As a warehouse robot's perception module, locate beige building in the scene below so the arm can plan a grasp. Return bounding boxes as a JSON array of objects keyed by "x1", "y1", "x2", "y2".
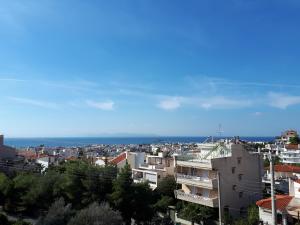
[
  {"x1": 175, "y1": 142, "x2": 263, "y2": 218},
  {"x1": 132, "y1": 152, "x2": 174, "y2": 189}
]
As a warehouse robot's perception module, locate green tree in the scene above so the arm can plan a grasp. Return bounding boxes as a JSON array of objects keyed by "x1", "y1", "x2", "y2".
[
  {"x1": 179, "y1": 203, "x2": 214, "y2": 225},
  {"x1": 156, "y1": 176, "x2": 176, "y2": 198},
  {"x1": 247, "y1": 205, "x2": 259, "y2": 225},
  {"x1": 131, "y1": 182, "x2": 155, "y2": 224},
  {"x1": 154, "y1": 196, "x2": 173, "y2": 214},
  {"x1": 110, "y1": 163, "x2": 133, "y2": 225},
  {"x1": 67, "y1": 202, "x2": 123, "y2": 225}
]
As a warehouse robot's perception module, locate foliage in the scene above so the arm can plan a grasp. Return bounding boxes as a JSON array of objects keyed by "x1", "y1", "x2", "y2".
[
  {"x1": 36, "y1": 198, "x2": 73, "y2": 225},
  {"x1": 179, "y1": 202, "x2": 214, "y2": 224},
  {"x1": 264, "y1": 156, "x2": 281, "y2": 167},
  {"x1": 247, "y1": 204, "x2": 259, "y2": 225},
  {"x1": 233, "y1": 218, "x2": 248, "y2": 225},
  {"x1": 290, "y1": 135, "x2": 300, "y2": 144},
  {"x1": 156, "y1": 176, "x2": 176, "y2": 198},
  {"x1": 67, "y1": 202, "x2": 123, "y2": 225},
  {"x1": 154, "y1": 196, "x2": 173, "y2": 213},
  {"x1": 131, "y1": 182, "x2": 155, "y2": 224},
  {"x1": 110, "y1": 162, "x2": 133, "y2": 225}
]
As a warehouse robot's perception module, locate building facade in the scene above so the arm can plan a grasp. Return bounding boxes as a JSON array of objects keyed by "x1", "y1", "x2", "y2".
[
  {"x1": 132, "y1": 152, "x2": 174, "y2": 189},
  {"x1": 175, "y1": 142, "x2": 263, "y2": 218}
]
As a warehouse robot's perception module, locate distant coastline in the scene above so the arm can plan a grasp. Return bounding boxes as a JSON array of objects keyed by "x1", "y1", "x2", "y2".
[{"x1": 5, "y1": 136, "x2": 275, "y2": 148}]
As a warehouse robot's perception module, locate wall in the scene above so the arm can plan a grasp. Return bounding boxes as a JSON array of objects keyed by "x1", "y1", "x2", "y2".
[
  {"x1": 212, "y1": 144, "x2": 263, "y2": 217},
  {"x1": 259, "y1": 208, "x2": 272, "y2": 225}
]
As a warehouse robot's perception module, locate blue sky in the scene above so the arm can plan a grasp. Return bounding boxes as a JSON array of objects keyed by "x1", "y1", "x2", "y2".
[{"x1": 1, "y1": 0, "x2": 300, "y2": 137}]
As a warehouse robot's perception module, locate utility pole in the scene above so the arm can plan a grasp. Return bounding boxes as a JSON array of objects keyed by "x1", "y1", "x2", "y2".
[
  {"x1": 268, "y1": 153, "x2": 277, "y2": 225},
  {"x1": 217, "y1": 172, "x2": 222, "y2": 225}
]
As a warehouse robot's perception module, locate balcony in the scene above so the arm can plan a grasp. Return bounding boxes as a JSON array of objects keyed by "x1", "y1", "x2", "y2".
[
  {"x1": 176, "y1": 173, "x2": 217, "y2": 189},
  {"x1": 175, "y1": 190, "x2": 218, "y2": 207},
  {"x1": 176, "y1": 155, "x2": 213, "y2": 169},
  {"x1": 139, "y1": 163, "x2": 165, "y2": 170}
]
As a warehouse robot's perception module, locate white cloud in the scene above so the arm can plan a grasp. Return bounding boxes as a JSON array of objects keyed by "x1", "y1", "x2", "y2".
[
  {"x1": 196, "y1": 96, "x2": 252, "y2": 109},
  {"x1": 158, "y1": 97, "x2": 183, "y2": 110},
  {"x1": 158, "y1": 95, "x2": 251, "y2": 111},
  {"x1": 253, "y1": 112, "x2": 262, "y2": 116},
  {"x1": 8, "y1": 96, "x2": 58, "y2": 109},
  {"x1": 268, "y1": 92, "x2": 300, "y2": 109},
  {"x1": 86, "y1": 100, "x2": 115, "y2": 110}
]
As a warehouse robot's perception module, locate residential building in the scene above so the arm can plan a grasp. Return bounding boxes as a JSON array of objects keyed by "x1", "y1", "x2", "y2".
[
  {"x1": 276, "y1": 130, "x2": 298, "y2": 144},
  {"x1": 132, "y1": 152, "x2": 175, "y2": 189},
  {"x1": 174, "y1": 141, "x2": 263, "y2": 218},
  {"x1": 256, "y1": 178, "x2": 300, "y2": 225},
  {"x1": 109, "y1": 151, "x2": 145, "y2": 170}
]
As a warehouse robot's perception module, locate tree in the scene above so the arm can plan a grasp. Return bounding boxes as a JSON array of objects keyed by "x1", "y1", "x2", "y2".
[
  {"x1": 247, "y1": 205, "x2": 259, "y2": 225},
  {"x1": 110, "y1": 162, "x2": 133, "y2": 225},
  {"x1": 156, "y1": 176, "x2": 176, "y2": 198},
  {"x1": 36, "y1": 198, "x2": 73, "y2": 225},
  {"x1": 154, "y1": 196, "x2": 173, "y2": 214},
  {"x1": 67, "y1": 202, "x2": 123, "y2": 225},
  {"x1": 179, "y1": 203, "x2": 215, "y2": 225},
  {"x1": 131, "y1": 182, "x2": 155, "y2": 224}
]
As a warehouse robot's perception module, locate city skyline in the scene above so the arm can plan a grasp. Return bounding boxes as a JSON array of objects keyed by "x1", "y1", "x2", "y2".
[{"x1": 1, "y1": 0, "x2": 300, "y2": 137}]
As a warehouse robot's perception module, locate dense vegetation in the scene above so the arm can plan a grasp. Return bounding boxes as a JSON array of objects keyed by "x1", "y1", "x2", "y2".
[
  {"x1": 0, "y1": 160, "x2": 259, "y2": 224},
  {"x1": 0, "y1": 160, "x2": 176, "y2": 225}
]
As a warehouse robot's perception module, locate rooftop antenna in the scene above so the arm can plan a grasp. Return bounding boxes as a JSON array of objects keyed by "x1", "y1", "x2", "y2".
[{"x1": 217, "y1": 124, "x2": 224, "y2": 139}]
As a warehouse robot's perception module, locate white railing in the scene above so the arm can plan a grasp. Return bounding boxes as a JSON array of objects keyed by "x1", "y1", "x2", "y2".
[
  {"x1": 177, "y1": 173, "x2": 216, "y2": 182},
  {"x1": 175, "y1": 190, "x2": 218, "y2": 207}
]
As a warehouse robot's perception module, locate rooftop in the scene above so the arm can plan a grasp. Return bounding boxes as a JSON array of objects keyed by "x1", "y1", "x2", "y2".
[{"x1": 256, "y1": 195, "x2": 293, "y2": 212}]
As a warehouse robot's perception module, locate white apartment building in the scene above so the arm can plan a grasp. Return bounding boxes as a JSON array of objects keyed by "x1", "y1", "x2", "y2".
[
  {"x1": 132, "y1": 152, "x2": 174, "y2": 189},
  {"x1": 175, "y1": 141, "x2": 263, "y2": 218}
]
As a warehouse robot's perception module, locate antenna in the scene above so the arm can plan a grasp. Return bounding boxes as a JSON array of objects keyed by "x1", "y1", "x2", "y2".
[{"x1": 217, "y1": 124, "x2": 224, "y2": 138}]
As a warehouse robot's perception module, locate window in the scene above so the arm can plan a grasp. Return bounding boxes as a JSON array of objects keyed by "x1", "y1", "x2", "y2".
[
  {"x1": 232, "y1": 185, "x2": 236, "y2": 191},
  {"x1": 238, "y1": 174, "x2": 243, "y2": 181},
  {"x1": 232, "y1": 167, "x2": 236, "y2": 174},
  {"x1": 239, "y1": 192, "x2": 243, "y2": 198},
  {"x1": 237, "y1": 157, "x2": 242, "y2": 165}
]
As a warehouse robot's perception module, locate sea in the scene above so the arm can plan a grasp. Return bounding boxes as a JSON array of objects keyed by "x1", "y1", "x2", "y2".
[{"x1": 4, "y1": 136, "x2": 275, "y2": 148}]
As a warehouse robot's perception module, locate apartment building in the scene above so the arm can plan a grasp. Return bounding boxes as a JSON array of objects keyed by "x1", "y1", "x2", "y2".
[
  {"x1": 109, "y1": 151, "x2": 145, "y2": 170},
  {"x1": 174, "y1": 141, "x2": 263, "y2": 218},
  {"x1": 132, "y1": 152, "x2": 174, "y2": 189}
]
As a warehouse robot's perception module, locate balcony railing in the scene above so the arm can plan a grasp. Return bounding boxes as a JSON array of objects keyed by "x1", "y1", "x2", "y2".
[
  {"x1": 176, "y1": 173, "x2": 217, "y2": 189},
  {"x1": 176, "y1": 157, "x2": 213, "y2": 169},
  {"x1": 175, "y1": 190, "x2": 218, "y2": 207},
  {"x1": 139, "y1": 163, "x2": 165, "y2": 170}
]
